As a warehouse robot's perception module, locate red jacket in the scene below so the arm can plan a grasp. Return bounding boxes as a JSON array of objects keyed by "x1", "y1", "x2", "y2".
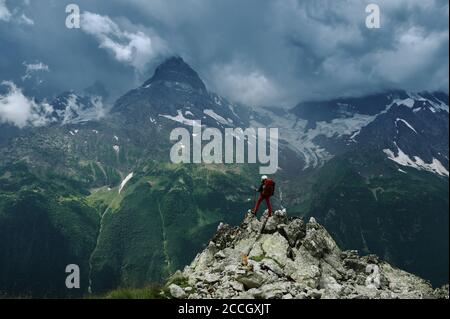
[{"x1": 258, "y1": 179, "x2": 275, "y2": 197}]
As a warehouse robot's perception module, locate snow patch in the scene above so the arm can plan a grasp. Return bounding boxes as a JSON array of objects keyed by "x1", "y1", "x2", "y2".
[
  {"x1": 204, "y1": 109, "x2": 229, "y2": 125},
  {"x1": 214, "y1": 96, "x2": 223, "y2": 106},
  {"x1": 431, "y1": 98, "x2": 449, "y2": 113},
  {"x1": 404, "y1": 92, "x2": 449, "y2": 113},
  {"x1": 383, "y1": 143, "x2": 449, "y2": 177},
  {"x1": 395, "y1": 118, "x2": 417, "y2": 134},
  {"x1": 60, "y1": 94, "x2": 106, "y2": 125},
  {"x1": 393, "y1": 98, "x2": 415, "y2": 108},
  {"x1": 413, "y1": 156, "x2": 449, "y2": 177},
  {"x1": 119, "y1": 172, "x2": 134, "y2": 194},
  {"x1": 159, "y1": 110, "x2": 201, "y2": 126}
]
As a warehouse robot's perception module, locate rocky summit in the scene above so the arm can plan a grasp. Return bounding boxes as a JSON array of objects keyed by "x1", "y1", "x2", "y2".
[{"x1": 166, "y1": 210, "x2": 449, "y2": 299}]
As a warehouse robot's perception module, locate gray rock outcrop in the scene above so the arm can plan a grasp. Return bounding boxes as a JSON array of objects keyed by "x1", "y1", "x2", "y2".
[{"x1": 165, "y1": 210, "x2": 449, "y2": 299}]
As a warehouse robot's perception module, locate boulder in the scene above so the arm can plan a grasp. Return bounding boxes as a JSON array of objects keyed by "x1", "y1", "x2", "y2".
[
  {"x1": 204, "y1": 273, "x2": 221, "y2": 284},
  {"x1": 260, "y1": 233, "x2": 290, "y2": 267},
  {"x1": 261, "y1": 258, "x2": 284, "y2": 277},
  {"x1": 236, "y1": 271, "x2": 267, "y2": 289},
  {"x1": 169, "y1": 284, "x2": 187, "y2": 299},
  {"x1": 247, "y1": 288, "x2": 263, "y2": 298},
  {"x1": 260, "y1": 282, "x2": 291, "y2": 299},
  {"x1": 263, "y1": 210, "x2": 289, "y2": 233},
  {"x1": 284, "y1": 247, "x2": 321, "y2": 288},
  {"x1": 248, "y1": 243, "x2": 264, "y2": 260},
  {"x1": 214, "y1": 250, "x2": 226, "y2": 259},
  {"x1": 302, "y1": 226, "x2": 340, "y2": 258},
  {"x1": 280, "y1": 218, "x2": 306, "y2": 246},
  {"x1": 230, "y1": 281, "x2": 245, "y2": 292}
]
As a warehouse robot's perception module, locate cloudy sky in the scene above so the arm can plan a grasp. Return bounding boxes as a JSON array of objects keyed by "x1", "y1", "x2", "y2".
[{"x1": 0, "y1": 0, "x2": 448, "y2": 108}]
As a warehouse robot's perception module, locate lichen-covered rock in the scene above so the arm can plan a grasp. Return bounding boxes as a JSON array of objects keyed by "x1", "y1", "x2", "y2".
[
  {"x1": 166, "y1": 210, "x2": 448, "y2": 299},
  {"x1": 285, "y1": 257, "x2": 321, "y2": 288},
  {"x1": 260, "y1": 233, "x2": 290, "y2": 267},
  {"x1": 248, "y1": 242, "x2": 264, "y2": 259}
]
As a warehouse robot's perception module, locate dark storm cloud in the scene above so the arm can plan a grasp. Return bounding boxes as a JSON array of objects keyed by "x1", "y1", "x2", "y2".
[
  {"x1": 0, "y1": 0, "x2": 149, "y2": 102},
  {"x1": 0, "y1": 0, "x2": 448, "y2": 107}
]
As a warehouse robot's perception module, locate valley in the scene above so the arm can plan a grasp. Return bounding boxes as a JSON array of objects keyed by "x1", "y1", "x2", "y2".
[{"x1": 0, "y1": 57, "x2": 448, "y2": 297}]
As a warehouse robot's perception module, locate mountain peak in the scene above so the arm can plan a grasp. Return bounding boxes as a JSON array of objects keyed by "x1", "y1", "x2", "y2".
[
  {"x1": 164, "y1": 210, "x2": 447, "y2": 299},
  {"x1": 143, "y1": 56, "x2": 206, "y2": 93}
]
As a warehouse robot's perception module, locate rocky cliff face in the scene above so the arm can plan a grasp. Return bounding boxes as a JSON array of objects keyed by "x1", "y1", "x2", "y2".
[{"x1": 166, "y1": 210, "x2": 449, "y2": 299}]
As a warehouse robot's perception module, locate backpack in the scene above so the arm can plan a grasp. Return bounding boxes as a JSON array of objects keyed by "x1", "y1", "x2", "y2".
[{"x1": 261, "y1": 179, "x2": 275, "y2": 197}]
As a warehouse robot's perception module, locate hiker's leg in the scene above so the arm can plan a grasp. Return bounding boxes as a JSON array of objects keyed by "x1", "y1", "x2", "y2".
[
  {"x1": 265, "y1": 197, "x2": 273, "y2": 216},
  {"x1": 253, "y1": 195, "x2": 263, "y2": 214}
]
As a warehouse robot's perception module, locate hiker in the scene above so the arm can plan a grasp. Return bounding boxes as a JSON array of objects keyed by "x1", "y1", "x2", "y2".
[{"x1": 252, "y1": 175, "x2": 275, "y2": 217}]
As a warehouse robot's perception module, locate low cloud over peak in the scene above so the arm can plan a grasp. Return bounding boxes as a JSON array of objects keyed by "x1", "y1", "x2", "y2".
[{"x1": 80, "y1": 11, "x2": 168, "y2": 72}]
